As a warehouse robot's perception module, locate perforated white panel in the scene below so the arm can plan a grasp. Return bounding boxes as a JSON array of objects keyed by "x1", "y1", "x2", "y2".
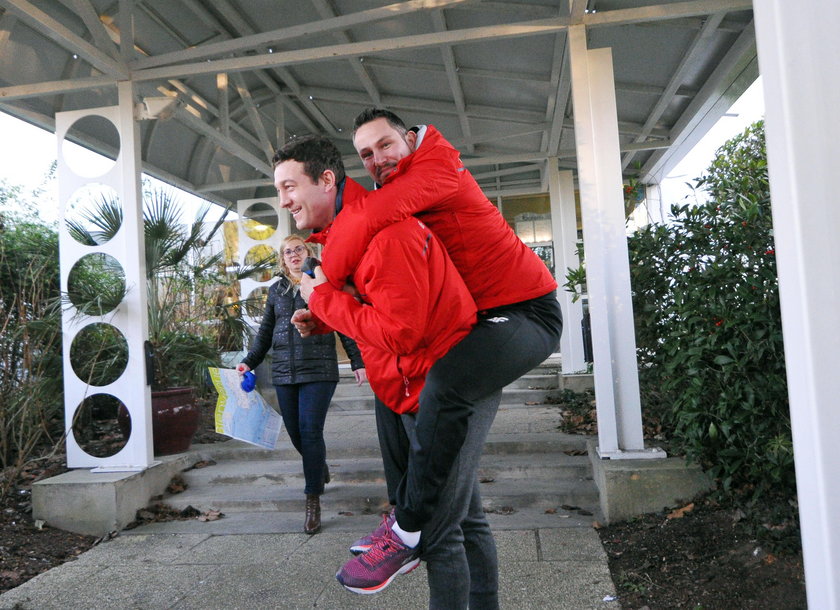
[{"x1": 57, "y1": 88, "x2": 153, "y2": 470}]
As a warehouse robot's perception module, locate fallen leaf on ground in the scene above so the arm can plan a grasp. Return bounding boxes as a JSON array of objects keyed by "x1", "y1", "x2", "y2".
[
  {"x1": 166, "y1": 475, "x2": 187, "y2": 494},
  {"x1": 485, "y1": 506, "x2": 516, "y2": 515},
  {"x1": 197, "y1": 509, "x2": 223, "y2": 522},
  {"x1": 193, "y1": 460, "x2": 216, "y2": 469},
  {"x1": 667, "y1": 503, "x2": 694, "y2": 520}
]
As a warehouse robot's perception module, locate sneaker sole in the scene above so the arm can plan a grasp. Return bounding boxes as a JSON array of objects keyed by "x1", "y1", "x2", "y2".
[{"x1": 336, "y1": 558, "x2": 421, "y2": 595}]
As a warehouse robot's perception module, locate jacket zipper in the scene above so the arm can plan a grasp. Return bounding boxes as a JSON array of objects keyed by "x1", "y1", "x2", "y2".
[{"x1": 396, "y1": 355, "x2": 410, "y2": 398}]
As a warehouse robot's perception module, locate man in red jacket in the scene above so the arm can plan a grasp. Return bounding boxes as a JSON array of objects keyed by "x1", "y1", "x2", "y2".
[
  {"x1": 274, "y1": 135, "x2": 502, "y2": 606},
  {"x1": 320, "y1": 108, "x2": 563, "y2": 605}
]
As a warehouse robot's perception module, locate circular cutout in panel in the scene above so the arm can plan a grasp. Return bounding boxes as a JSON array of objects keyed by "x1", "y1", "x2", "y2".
[
  {"x1": 242, "y1": 201, "x2": 278, "y2": 240},
  {"x1": 244, "y1": 286, "x2": 270, "y2": 318},
  {"x1": 67, "y1": 253, "x2": 126, "y2": 316},
  {"x1": 244, "y1": 244, "x2": 277, "y2": 282},
  {"x1": 71, "y1": 393, "x2": 130, "y2": 458},
  {"x1": 69, "y1": 322, "x2": 128, "y2": 386},
  {"x1": 65, "y1": 183, "x2": 122, "y2": 245},
  {"x1": 62, "y1": 115, "x2": 120, "y2": 178}
]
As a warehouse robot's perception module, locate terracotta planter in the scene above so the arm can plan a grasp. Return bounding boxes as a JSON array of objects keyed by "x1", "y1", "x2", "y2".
[{"x1": 118, "y1": 387, "x2": 200, "y2": 456}]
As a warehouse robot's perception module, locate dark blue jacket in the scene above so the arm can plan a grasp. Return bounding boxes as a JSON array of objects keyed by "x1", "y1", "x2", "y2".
[{"x1": 242, "y1": 275, "x2": 364, "y2": 385}]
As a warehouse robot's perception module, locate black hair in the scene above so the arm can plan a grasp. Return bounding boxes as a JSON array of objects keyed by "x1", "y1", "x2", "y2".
[
  {"x1": 272, "y1": 135, "x2": 346, "y2": 184},
  {"x1": 352, "y1": 107, "x2": 407, "y2": 136}
]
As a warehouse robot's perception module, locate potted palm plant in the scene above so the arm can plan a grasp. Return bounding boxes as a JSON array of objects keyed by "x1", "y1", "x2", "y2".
[{"x1": 66, "y1": 182, "x2": 273, "y2": 455}]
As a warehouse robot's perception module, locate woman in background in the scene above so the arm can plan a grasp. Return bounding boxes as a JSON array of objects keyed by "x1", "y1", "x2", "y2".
[{"x1": 238, "y1": 235, "x2": 366, "y2": 534}]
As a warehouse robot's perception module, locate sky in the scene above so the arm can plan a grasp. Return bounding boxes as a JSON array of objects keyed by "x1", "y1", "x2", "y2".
[
  {"x1": 0, "y1": 114, "x2": 226, "y2": 224},
  {"x1": 658, "y1": 77, "x2": 765, "y2": 208},
  {"x1": 0, "y1": 78, "x2": 764, "y2": 225}
]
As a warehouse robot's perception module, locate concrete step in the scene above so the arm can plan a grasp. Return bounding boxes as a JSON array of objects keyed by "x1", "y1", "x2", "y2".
[
  {"x1": 505, "y1": 373, "x2": 559, "y2": 390},
  {"x1": 331, "y1": 373, "x2": 559, "y2": 398},
  {"x1": 187, "y1": 430, "x2": 589, "y2": 464},
  {"x1": 329, "y1": 387, "x2": 561, "y2": 411},
  {"x1": 129, "y1": 504, "x2": 599, "y2": 536},
  {"x1": 178, "y1": 453, "x2": 592, "y2": 489},
  {"x1": 159, "y1": 477, "x2": 599, "y2": 516},
  {"x1": 160, "y1": 355, "x2": 602, "y2": 527},
  {"x1": 337, "y1": 357, "x2": 561, "y2": 379}
]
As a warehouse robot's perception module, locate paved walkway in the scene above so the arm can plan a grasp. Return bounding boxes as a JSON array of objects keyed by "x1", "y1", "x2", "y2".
[
  {"x1": 0, "y1": 526, "x2": 617, "y2": 609},
  {"x1": 1, "y1": 364, "x2": 618, "y2": 609}
]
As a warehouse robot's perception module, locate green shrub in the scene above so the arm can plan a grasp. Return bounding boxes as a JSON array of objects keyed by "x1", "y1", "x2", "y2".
[
  {"x1": 629, "y1": 121, "x2": 792, "y2": 497},
  {"x1": 0, "y1": 205, "x2": 63, "y2": 486}
]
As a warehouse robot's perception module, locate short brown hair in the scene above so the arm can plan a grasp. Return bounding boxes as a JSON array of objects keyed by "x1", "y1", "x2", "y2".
[
  {"x1": 352, "y1": 107, "x2": 408, "y2": 136},
  {"x1": 272, "y1": 135, "x2": 346, "y2": 184}
]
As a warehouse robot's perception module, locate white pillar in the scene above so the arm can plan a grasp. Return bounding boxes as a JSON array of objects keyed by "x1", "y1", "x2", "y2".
[
  {"x1": 238, "y1": 197, "x2": 285, "y2": 328},
  {"x1": 753, "y1": 2, "x2": 840, "y2": 606},
  {"x1": 57, "y1": 81, "x2": 153, "y2": 470},
  {"x1": 567, "y1": 25, "x2": 661, "y2": 459},
  {"x1": 547, "y1": 162, "x2": 586, "y2": 373}
]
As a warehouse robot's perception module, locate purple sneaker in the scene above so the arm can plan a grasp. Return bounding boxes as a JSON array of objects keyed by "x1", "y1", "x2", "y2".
[
  {"x1": 349, "y1": 509, "x2": 395, "y2": 555},
  {"x1": 336, "y1": 527, "x2": 420, "y2": 595}
]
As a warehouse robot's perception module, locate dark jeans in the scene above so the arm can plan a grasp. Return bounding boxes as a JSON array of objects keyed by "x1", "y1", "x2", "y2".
[
  {"x1": 394, "y1": 291, "x2": 563, "y2": 531},
  {"x1": 274, "y1": 381, "x2": 337, "y2": 496},
  {"x1": 377, "y1": 397, "x2": 501, "y2": 609}
]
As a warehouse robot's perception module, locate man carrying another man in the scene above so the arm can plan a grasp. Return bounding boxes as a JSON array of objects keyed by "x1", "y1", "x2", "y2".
[
  {"x1": 275, "y1": 135, "x2": 501, "y2": 607},
  {"x1": 290, "y1": 108, "x2": 563, "y2": 607}
]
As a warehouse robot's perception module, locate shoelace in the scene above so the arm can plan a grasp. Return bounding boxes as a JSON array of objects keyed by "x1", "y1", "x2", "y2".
[{"x1": 362, "y1": 533, "x2": 404, "y2": 567}]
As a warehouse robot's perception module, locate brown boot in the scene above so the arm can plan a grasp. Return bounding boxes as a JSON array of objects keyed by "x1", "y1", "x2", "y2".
[{"x1": 304, "y1": 494, "x2": 321, "y2": 535}]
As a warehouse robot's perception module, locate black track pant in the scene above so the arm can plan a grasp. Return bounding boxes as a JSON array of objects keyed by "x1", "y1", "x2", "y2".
[{"x1": 393, "y1": 291, "x2": 563, "y2": 531}]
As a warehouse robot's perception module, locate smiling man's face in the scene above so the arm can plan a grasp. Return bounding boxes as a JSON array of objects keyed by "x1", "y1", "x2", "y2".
[
  {"x1": 353, "y1": 117, "x2": 416, "y2": 185},
  {"x1": 274, "y1": 160, "x2": 336, "y2": 231}
]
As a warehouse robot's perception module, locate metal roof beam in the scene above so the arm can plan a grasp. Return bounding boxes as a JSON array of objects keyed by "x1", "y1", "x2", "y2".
[
  {"x1": 309, "y1": 0, "x2": 384, "y2": 107},
  {"x1": 583, "y1": 0, "x2": 753, "y2": 27},
  {"x1": 471, "y1": 163, "x2": 542, "y2": 180},
  {"x1": 132, "y1": 1, "x2": 750, "y2": 82},
  {"x1": 0, "y1": 11, "x2": 18, "y2": 56},
  {"x1": 132, "y1": 0, "x2": 473, "y2": 70},
  {"x1": 0, "y1": 76, "x2": 116, "y2": 100},
  {"x1": 361, "y1": 56, "x2": 551, "y2": 88},
  {"x1": 299, "y1": 86, "x2": 547, "y2": 124},
  {"x1": 0, "y1": 0, "x2": 127, "y2": 77},
  {"x1": 57, "y1": 0, "x2": 120, "y2": 59},
  {"x1": 432, "y1": 9, "x2": 473, "y2": 153},
  {"x1": 132, "y1": 17, "x2": 573, "y2": 82},
  {"x1": 208, "y1": 0, "x2": 339, "y2": 138},
  {"x1": 640, "y1": 21, "x2": 757, "y2": 182},
  {"x1": 173, "y1": 105, "x2": 271, "y2": 176},
  {"x1": 544, "y1": 32, "x2": 571, "y2": 155},
  {"x1": 230, "y1": 72, "x2": 274, "y2": 162},
  {"x1": 622, "y1": 10, "x2": 726, "y2": 170}
]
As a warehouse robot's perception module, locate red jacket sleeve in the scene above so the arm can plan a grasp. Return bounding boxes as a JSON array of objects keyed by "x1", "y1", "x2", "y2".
[
  {"x1": 320, "y1": 143, "x2": 462, "y2": 290},
  {"x1": 310, "y1": 233, "x2": 431, "y2": 355}
]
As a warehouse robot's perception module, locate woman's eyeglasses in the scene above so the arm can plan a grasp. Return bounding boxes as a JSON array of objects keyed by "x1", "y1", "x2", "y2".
[{"x1": 283, "y1": 245, "x2": 307, "y2": 257}]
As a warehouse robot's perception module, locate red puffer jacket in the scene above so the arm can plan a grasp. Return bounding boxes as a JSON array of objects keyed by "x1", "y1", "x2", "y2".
[
  {"x1": 321, "y1": 125, "x2": 557, "y2": 311},
  {"x1": 307, "y1": 179, "x2": 476, "y2": 414}
]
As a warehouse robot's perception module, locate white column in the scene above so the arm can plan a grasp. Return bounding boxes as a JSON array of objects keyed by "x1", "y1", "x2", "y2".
[
  {"x1": 754, "y1": 2, "x2": 840, "y2": 606},
  {"x1": 547, "y1": 162, "x2": 586, "y2": 373},
  {"x1": 238, "y1": 197, "x2": 284, "y2": 328},
  {"x1": 567, "y1": 25, "x2": 661, "y2": 459},
  {"x1": 57, "y1": 82, "x2": 153, "y2": 470}
]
